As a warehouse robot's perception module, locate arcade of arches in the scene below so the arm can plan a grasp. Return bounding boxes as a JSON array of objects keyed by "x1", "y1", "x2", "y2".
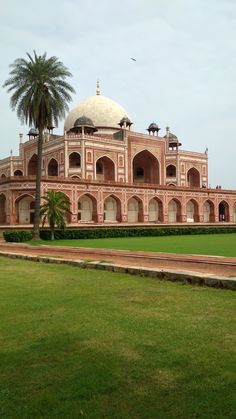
[{"x1": 1, "y1": 192, "x2": 236, "y2": 225}]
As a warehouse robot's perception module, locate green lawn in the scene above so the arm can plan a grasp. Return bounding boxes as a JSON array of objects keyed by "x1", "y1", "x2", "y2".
[
  {"x1": 35, "y1": 233, "x2": 236, "y2": 257},
  {"x1": 0, "y1": 256, "x2": 235, "y2": 418}
]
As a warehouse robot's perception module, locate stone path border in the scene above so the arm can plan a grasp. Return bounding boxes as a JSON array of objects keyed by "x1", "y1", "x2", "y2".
[{"x1": 0, "y1": 247, "x2": 235, "y2": 291}]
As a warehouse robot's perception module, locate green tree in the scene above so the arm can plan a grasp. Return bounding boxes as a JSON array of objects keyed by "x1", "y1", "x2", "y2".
[
  {"x1": 3, "y1": 51, "x2": 75, "y2": 239},
  {"x1": 40, "y1": 190, "x2": 71, "y2": 240}
]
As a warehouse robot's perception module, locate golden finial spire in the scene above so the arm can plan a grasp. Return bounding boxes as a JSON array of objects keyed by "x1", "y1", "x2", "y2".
[{"x1": 96, "y1": 80, "x2": 100, "y2": 95}]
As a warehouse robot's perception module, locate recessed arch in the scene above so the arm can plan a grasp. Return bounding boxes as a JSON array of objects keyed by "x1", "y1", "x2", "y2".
[
  {"x1": 14, "y1": 170, "x2": 23, "y2": 176},
  {"x1": 168, "y1": 198, "x2": 182, "y2": 223},
  {"x1": 28, "y1": 154, "x2": 38, "y2": 176},
  {"x1": 0, "y1": 193, "x2": 6, "y2": 224},
  {"x1": 78, "y1": 194, "x2": 97, "y2": 222},
  {"x1": 15, "y1": 194, "x2": 35, "y2": 224},
  {"x1": 219, "y1": 200, "x2": 229, "y2": 222},
  {"x1": 233, "y1": 203, "x2": 236, "y2": 223},
  {"x1": 48, "y1": 158, "x2": 58, "y2": 176},
  {"x1": 203, "y1": 199, "x2": 215, "y2": 222},
  {"x1": 104, "y1": 195, "x2": 122, "y2": 222},
  {"x1": 133, "y1": 150, "x2": 159, "y2": 184},
  {"x1": 166, "y1": 164, "x2": 176, "y2": 178},
  {"x1": 96, "y1": 156, "x2": 115, "y2": 181},
  {"x1": 127, "y1": 196, "x2": 143, "y2": 223},
  {"x1": 1, "y1": 174, "x2": 6, "y2": 179},
  {"x1": 186, "y1": 199, "x2": 199, "y2": 222},
  {"x1": 148, "y1": 197, "x2": 164, "y2": 222},
  {"x1": 69, "y1": 152, "x2": 81, "y2": 168},
  {"x1": 187, "y1": 167, "x2": 200, "y2": 188}
]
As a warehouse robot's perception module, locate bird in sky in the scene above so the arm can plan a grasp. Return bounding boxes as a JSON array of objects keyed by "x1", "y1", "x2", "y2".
[{"x1": 131, "y1": 58, "x2": 136, "y2": 61}]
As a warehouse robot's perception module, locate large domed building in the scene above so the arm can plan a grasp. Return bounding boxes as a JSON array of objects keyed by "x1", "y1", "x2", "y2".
[{"x1": 0, "y1": 83, "x2": 236, "y2": 226}]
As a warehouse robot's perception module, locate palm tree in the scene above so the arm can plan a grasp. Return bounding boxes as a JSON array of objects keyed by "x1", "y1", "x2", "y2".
[
  {"x1": 40, "y1": 190, "x2": 71, "y2": 240},
  {"x1": 3, "y1": 51, "x2": 75, "y2": 239}
]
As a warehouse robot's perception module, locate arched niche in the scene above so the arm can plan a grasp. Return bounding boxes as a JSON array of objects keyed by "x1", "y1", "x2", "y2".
[
  {"x1": 127, "y1": 197, "x2": 143, "y2": 223},
  {"x1": 78, "y1": 194, "x2": 97, "y2": 222},
  {"x1": 186, "y1": 199, "x2": 199, "y2": 222},
  {"x1": 28, "y1": 154, "x2": 38, "y2": 176},
  {"x1": 203, "y1": 200, "x2": 215, "y2": 222},
  {"x1": 148, "y1": 198, "x2": 164, "y2": 222},
  {"x1": 233, "y1": 203, "x2": 236, "y2": 223},
  {"x1": 96, "y1": 156, "x2": 115, "y2": 181},
  {"x1": 166, "y1": 164, "x2": 176, "y2": 178},
  {"x1": 168, "y1": 199, "x2": 182, "y2": 223},
  {"x1": 69, "y1": 152, "x2": 81, "y2": 168},
  {"x1": 48, "y1": 158, "x2": 58, "y2": 176},
  {"x1": 133, "y1": 150, "x2": 159, "y2": 184},
  {"x1": 104, "y1": 195, "x2": 122, "y2": 222},
  {"x1": 187, "y1": 168, "x2": 200, "y2": 188},
  {"x1": 0, "y1": 193, "x2": 6, "y2": 224},
  {"x1": 16, "y1": 195, "x2": 35, "y2": 224},
  {"x1": 14, "y1": 170, "x2": 23, "y2": 176}
]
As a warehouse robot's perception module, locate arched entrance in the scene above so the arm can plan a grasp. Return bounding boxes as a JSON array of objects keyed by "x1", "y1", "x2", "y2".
[
  {"x1": 187, "y1": 168, "x2": 200, "y2": 188},
  {"x1": 127, "y1": 197, "x2": 143, "y2": 222},
  {"x1": 17, "y1": 196, "x2": 35, "y2": 224},
  {"x1": 96, "y1": 157, "x2": 115, "y2": 181},
  {"x1": 1, "y1": 174, "x2": 6, "y2": 179},
  {"x1": 78, "y1": 195, "x2": 97, "y2": 222},
  {"x1": 28, "y1": 154, "x2": 38, "y2": 176},
  {"x1": 148, "y1": 198, "x2": 163, "y2": 222},
  {"x1": 168, "y1": 199, "x2": 181, "y2": 223},
  {"x1": 133, "y1": 150, "x2": 159, "y2": 184},
  {"x1": 203, "y1": 200, "x2": 215, "y2": 222},
  {"x1": 219, "y1": 201, "x2": 229, "y2": 222},
  {"x1": 0, "y1": 194, "x2": 6, "y2": 224},
  {"x1": 186, "y1": 199, "x2": 199, "y2": 222},
  {"x1": 48, "y1": 159, "x2": 58, "y2": 176},
  {"x1": 104, "y1": 196, "x2": 121, "y2": 222}
]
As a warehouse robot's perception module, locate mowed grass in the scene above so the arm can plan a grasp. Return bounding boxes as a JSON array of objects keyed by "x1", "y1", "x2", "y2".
[
  {"x1": 35, "y1": 233, "x2": 236, "y2": 257},
  {"x1": 0, "y1": 257, "x2": 235, "y2": 418}
]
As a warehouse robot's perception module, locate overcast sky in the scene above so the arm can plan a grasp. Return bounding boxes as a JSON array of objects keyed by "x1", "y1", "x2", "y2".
[{"x1": 1, "y1": 0, "x2": 236, "y2": 188}]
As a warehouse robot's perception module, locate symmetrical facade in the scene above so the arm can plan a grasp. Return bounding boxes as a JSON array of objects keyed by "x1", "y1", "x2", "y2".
[{"x1": 1, "y1": 84, "x2": 236, "y2": 226}]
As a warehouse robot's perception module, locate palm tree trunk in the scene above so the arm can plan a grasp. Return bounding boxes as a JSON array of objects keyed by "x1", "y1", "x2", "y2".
[{"x1": 33, "y1": 127, "x2": 43, "y2": 240}]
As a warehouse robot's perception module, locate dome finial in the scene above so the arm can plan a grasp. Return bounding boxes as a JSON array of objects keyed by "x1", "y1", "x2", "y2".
[{"x1": 96, "y1": 80, "x2": 100, "y2": 95}]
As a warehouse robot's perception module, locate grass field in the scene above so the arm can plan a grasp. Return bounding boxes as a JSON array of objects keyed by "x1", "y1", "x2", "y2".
[
  {"x1": 34, "y1": 233, "x2": 236, "y2": 257},
  {"x1": 0, "y1": 256, "x2": 235, "y2": 418}
]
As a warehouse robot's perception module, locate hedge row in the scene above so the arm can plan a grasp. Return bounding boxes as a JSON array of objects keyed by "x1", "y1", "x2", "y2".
[
  {"x1": 39, "y1": 226, "x2": 236, "y2": 240},
  {"x1": 3, "y1": 226, "x2": 236, "y2": 242},
  {"x1": 3, "y1": 230, "x2": 33, "y2": 242}
]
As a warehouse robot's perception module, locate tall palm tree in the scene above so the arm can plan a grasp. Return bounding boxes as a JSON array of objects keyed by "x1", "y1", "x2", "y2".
[
  {"x1": 40, "y1": 190, "x2": 71, "y2": 240},
  {"x1": 3, "y1": 51, "x2": 75, "y2": 239}
]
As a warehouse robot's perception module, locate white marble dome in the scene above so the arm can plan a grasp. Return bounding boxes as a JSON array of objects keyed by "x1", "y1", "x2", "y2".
[{"x1": 64, "y1": 93, "x2": 132, "y2": 132}]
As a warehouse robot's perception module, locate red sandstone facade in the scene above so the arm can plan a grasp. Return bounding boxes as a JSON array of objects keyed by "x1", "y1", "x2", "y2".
[{"x1": 0, "y1": 88, "x2": 236, "y2": 226}]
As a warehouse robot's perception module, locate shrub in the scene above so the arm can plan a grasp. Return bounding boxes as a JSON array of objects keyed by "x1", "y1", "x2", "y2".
[
  {"x1": 39, "y1": 226, "x2": 236, "y2": 241},
  {"x1": 3, "y1": 230, "x2": 33, "y2": 242}
]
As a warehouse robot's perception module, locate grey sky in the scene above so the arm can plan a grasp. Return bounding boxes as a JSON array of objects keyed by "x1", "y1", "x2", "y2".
[{"x1": 1, "y1": 0, "x2": 236, "y2": 188}]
